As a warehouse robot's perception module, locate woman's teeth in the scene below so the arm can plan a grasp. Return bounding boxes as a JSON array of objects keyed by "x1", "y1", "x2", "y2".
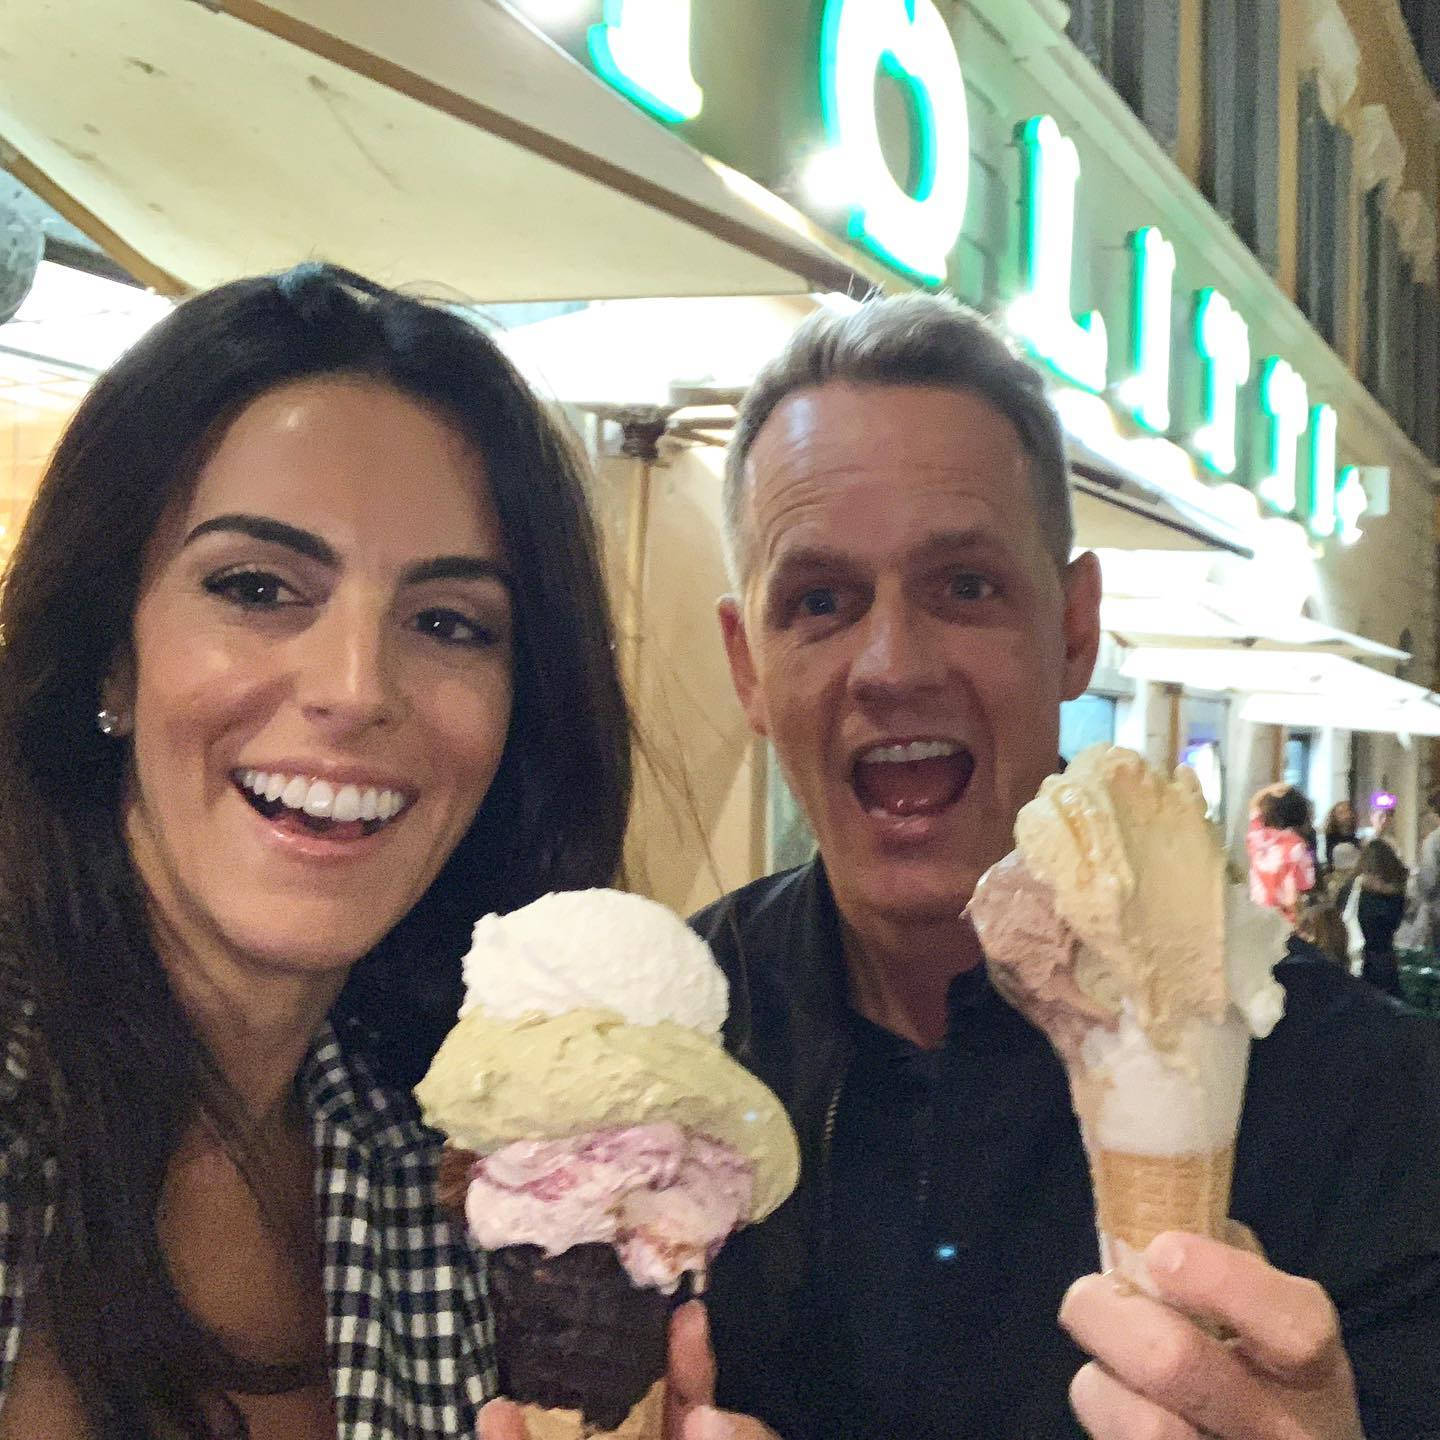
[{"x1": 238, "y1": 770, "x2": 406, "y2": 825}]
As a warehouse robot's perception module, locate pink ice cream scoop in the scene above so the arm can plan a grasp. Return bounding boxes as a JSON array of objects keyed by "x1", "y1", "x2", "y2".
[
  {"x1": 969, "y1": 849, "x2": 1115, "y2": 1066},
  {"x1": 462, "y1": 1121, "x2": 754, "y2": 1293}
]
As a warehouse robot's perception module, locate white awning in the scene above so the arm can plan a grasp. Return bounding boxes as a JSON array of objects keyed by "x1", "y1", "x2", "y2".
[
  {"x1": 1118, "y1": 645, "x2": 1440, "y2": 736},
  {"x1": 1103, "y1": 590, "x2": 1408, "y2": 660},
  {"x1": 0, "y1": 0, "x2": 878, "y2": 301},
  {"x1": 1242, "y1": 685, "x2": 1440, "y2": 738}
]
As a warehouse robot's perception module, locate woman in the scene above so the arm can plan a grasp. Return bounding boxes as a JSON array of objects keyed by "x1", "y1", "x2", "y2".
[
  {"x1": 1321, "y1": 800, "x2": 1358, "y2": 876},
  {"x1": 0, "y1": 266, "x2": 757, "y2": 1440},
  {"x1": 1246, "y1": 785, "x2": 1317, "y2": 926},
  {"x1": 1356, "y1": 838, "x2": 1410, "y2": 1000}
]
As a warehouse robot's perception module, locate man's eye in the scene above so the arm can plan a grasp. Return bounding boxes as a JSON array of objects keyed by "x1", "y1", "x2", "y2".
[
  {"x1": 412, "y1": 608, "x2": 499, "y2": 648},
  {"x1": 950, "y1": 573, "x2": 995, "y2": 603},
  {"x1": 798, "y1": 589, "x2": 838, "y2": 617},
  {"x1": 203, "y1": 569, "x2": 298, "y2": 608}
]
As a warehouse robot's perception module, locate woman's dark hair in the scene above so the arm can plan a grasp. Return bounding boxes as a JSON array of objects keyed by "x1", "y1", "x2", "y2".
[
  {"x1": 1360, "y1": 838, "x2": 1410, "y2": 894},
  {"x1": 1323, "y1": 800, "x2": 1356, "y2": 835},
  {"x1": 1256, "y1": 784, "x2": 1312, "y2": 834},
  {"x1": 0, "y1": 264, "x2": 631, "y2": 1436}
]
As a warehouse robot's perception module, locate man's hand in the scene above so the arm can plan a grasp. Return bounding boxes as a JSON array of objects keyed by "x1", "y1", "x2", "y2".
[
  {"x1": 1059, "y1": 1231, "x2": 1364, "y2": 1439},
  {"x1": 477, "y1": 1301, "x2": 780, "y2": 1440}
]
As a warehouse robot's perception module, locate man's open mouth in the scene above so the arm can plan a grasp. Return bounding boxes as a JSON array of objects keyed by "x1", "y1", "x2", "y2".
[
  {"x1": 852, "y1": 740, "x2": 974, "y2": 818},
  {"x1": 233, "y1": 769, "x2": 410, "y2": 839}
]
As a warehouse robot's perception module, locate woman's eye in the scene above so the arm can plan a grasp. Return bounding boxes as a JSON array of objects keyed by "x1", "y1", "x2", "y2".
[
  {"x1": 950, "y1": 573, "x2": 995, "y2": 603},
  {"x1": 203, "y1": 569, "x2": 299, "y2": 608},
  {"x1": 412, "y1": 608, "x2": 499, "y2": 648}
]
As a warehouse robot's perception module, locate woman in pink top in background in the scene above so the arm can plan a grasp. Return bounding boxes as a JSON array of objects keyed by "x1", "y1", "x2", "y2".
[{"x1": 1247, "y1": 784, "x2": 1318, "y2": 925}]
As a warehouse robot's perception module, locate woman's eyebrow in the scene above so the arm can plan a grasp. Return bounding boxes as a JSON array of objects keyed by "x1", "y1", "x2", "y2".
[
  {"x1": 182, "y1": 513, "x2": 513, "y2": 592},
  {"x1": 184, "y1": 513, "x2": 334, "y2": 564},
  {"x1": 401, "y1": 555, "x2": 513, "y2": 592}
]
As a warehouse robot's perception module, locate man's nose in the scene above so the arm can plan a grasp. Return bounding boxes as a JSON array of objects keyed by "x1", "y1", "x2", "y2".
[
  {"x1": 849, "y1": 595, "x2": 946, "y2": 702},
  {"x1": 294, "y1": 597, "x2": 404, "y2": 734}
]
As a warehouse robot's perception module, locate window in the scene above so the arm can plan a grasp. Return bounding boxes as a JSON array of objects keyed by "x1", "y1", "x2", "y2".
[
  {"x1": 1061, "y1": 694, "x2": 1118, "y2": 761},
  {"x1": 1066, "y1": 0, "x2": 1114, "y2": 76},
  {"x1": 1295, "y1": 77, "x2": 1350, "y2": 351},
  {"x1": 1417, "y1": 287, "x2": 1440, "y2": 462},
  {"x1": 1067, "y1": 0, "x2": 1181, "y2": 153},
  {"x1": 1182, "y1": 694, "x2": 1229, "y2": 822},
  {"x1": 1200, "y1": 0, "x2": 1281, "y2": 272},
  {"x1": 766, "y1": 749, "x2": 815, "y2": 874},
  {"x1": 1284, "y1": 732, "x2": 1314, "y2": 793},
  {"x1": 1360, "y1": 187, "x2": 1388, "y2": 401}
]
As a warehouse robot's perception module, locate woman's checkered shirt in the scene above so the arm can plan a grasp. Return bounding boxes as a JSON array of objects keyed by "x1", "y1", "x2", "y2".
[{"x1": 0, "y1": 1005, "x2": 499, "y2": 1437}]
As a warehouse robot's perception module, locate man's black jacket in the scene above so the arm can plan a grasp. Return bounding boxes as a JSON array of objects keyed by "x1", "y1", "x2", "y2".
[{"x1": 692, "y1": 861, "x2": 1440, "y2": 1440}]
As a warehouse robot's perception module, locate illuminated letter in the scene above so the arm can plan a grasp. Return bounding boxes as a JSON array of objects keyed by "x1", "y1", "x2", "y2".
[
  {"x1": 1115, "y1": 226, "x2": 1176, "y2": 432},
  {"x1": 1191, "y1": 289, "x2": 1250, "y2": 476},
  {"x1": 1010, "y1": 115, "x2": 1108, "y2": 393},
  {"x1": 1303, "y1": 402, "x2": 1338, "y2": 539},
  {"x1": 1257, "y1": 357, "x2": 1309, "y2": 515},
  {"x1": 817, "y1": 0, "x2": 969, "y2": 283},
  {"x1": 589, "y1": 0, "x2": 702, "y2": 124},
  {"x1": 1336, "y1": 466, "x2": 1369, "y2": 546}
]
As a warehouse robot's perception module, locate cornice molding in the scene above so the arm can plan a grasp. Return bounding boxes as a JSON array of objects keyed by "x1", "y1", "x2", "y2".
[{"x1": 1299, "y1": 0, "x2": 1360, "y2": 121}]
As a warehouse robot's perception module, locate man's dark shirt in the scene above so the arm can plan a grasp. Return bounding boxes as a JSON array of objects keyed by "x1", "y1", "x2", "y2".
[{"x1": 692, "y1": 862, "x2": 1440, "y2": 1440}]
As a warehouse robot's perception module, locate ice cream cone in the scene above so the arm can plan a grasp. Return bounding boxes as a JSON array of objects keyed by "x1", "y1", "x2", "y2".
[
  {"x1": 486, "y1": 1243, "x2": 674, "y2": 1432},
  {"x1": 516, "y1": 1380, "x2": 666, "y2": 1439},
  {"x1": 1089, "y1": 1144, "x2": 1235, "y2": 1274}
]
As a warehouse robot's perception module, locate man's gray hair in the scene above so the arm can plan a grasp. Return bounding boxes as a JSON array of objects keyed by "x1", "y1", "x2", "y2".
[{"x1": 723, "y1": 292, "x2": 1073, "y2": 584}]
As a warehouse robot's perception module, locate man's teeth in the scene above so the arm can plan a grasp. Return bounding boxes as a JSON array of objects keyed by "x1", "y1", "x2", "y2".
[
  {"x1": 859, "y1": 740, "x2": 962, "y2": 764},
  {"x1": 238, "y1": 770, "x2": 406, "y2": 823}
]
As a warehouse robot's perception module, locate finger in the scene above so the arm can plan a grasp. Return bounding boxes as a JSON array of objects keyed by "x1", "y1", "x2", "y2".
[
  {"x1": 668, "y1": 1300, "x2": 717, "y2": 1408},
  {"x1": 1060, "y1": 1272, "x2": 1286, "y2": 1436},
  {"x1": 1069, "y1": 1362, "x2": 1202, "y2": 1440},
  {"x1": 475, "y1": 1397, "x2": 529, "y2": 1440},
  {"x1": 681, "y1": 1406, "x2": 782, "y2": 1440},
  {"x1": 1144, "y1": 1232, "x2": 1345, "y2": 1384},
  {"x1": 1222, "y1": 1219, "x2": 1266, "y2": 1260}
]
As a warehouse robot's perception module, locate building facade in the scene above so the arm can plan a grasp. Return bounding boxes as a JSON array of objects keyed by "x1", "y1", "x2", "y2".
[{"x1": 2, "y1": 0, "x2": 1438, "y2": 903}]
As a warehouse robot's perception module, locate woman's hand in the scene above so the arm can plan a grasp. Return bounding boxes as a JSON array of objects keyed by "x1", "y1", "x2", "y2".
[
  {"x1": 1060, "y1": 1231, "x2": 1365, "y2": 1439},
  {"x1": 477, "y1": 1301, "x2": 780, "y2": 1440}
]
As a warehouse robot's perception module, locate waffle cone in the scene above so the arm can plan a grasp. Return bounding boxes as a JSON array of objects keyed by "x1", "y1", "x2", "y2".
[
  {"x1": 1091, "y1": 1145, "x2": 1235, "y2": 1275},
  {"x1": 516, "y1": 1381, "x2": 666, "y2": 1439}
]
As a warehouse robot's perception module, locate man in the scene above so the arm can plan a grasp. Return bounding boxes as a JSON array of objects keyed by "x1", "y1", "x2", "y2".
[{"x1": 693, "y1": 293, "x2": 1440, "y2": 1439}]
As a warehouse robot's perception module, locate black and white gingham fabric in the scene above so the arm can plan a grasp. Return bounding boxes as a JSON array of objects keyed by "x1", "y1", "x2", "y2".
[{"x1": 0, "y1": 1010, "x2": 499, "y2": 1437}]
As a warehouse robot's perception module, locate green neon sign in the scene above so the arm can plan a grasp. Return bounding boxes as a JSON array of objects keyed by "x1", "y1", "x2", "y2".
[
  {"x1": 1335, "y1": 467, "x2": 1369, "y2": 546},
  {"x1": 1011, "y1": 116, "x2": 1108, "y2": 393},
  {"x1": 1303, "y1": 403, "x2": 1338, "y2": 539},
  {"x1": 1256, "y1": 356, "x2": 1309, "y2": 515},
  {"x1": 817, "y1": 0, "x2": 969, "y2": 284},
  {"x1": 1191, "y1": 288, "x2": 1250, "y2": 477},
  {"x1": 589, "y1": 0, "x2": 702, "y2": 124},
  {"x1": 1115, "y1": 226, "x2": 1176, "y2": 433}
]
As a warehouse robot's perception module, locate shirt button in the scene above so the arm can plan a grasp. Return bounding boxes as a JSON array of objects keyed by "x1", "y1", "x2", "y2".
[{"x1": 934, "y1": 1241, "x2": 959, "y2": 1263}]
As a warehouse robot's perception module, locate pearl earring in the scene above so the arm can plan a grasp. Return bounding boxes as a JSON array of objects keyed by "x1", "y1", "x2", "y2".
[{"x1": 96, "y1": 707, "x2": 122, "y2": 736}]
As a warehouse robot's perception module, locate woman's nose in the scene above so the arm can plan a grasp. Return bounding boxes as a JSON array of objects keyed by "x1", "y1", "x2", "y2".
[{"x1": 293, "y1": 596, "x2": 404, "y2": 734}]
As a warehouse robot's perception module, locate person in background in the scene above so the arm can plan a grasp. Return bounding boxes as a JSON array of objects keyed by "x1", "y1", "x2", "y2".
[
  {"x1": 1413, "y1": 790, "x2": 1440, "y2": 961},
  {"x1": 1321, "y1": 800, "x2": 1359, "y2": 876},
  {"x1": 1246, "y1": 784, "x2": 1317, "y2": 925},
  {"x1": 693, "y1": 290, "x2": 1440, "y2": 1440},
  {"x1": 1357, "y1": 839, "x2": 1411, "y2": 1000},
  {"x1": 1362, "y1": 796, "x2": 1402, "y2": 857},
  {"x1": 1294, "y1": 899, "x2": 1351, "y2": 970},
  {"x1": 0, "y1": 265, "x2": 767, "y2": 1440}
]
